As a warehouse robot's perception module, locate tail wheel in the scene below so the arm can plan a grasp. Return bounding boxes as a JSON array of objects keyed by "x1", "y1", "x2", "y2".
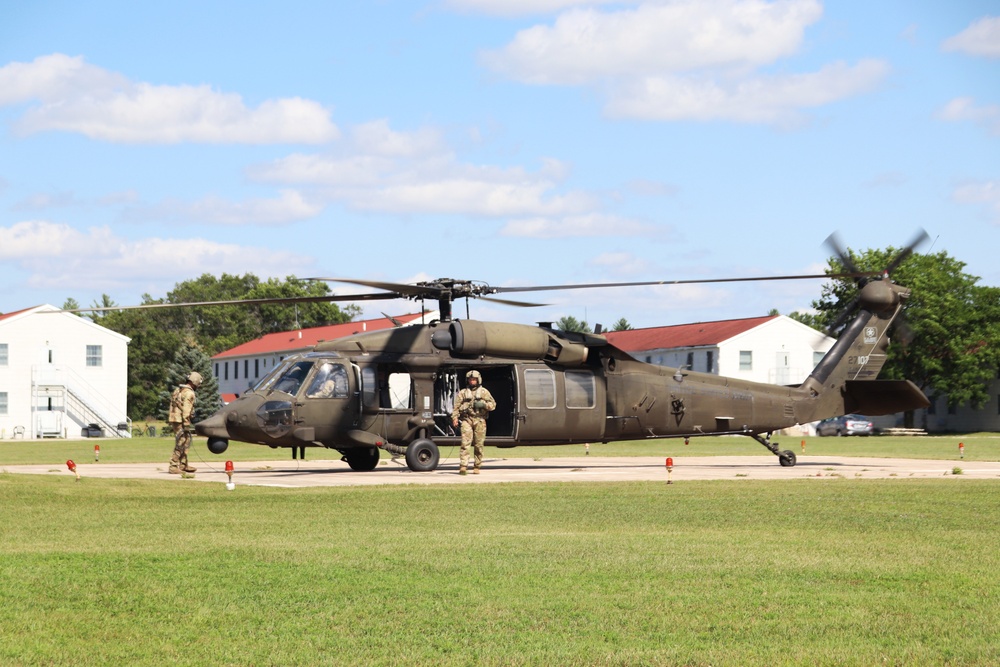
[
  {"x1": 344, "y1": 447, "x2": 380, "y2": 471},
  {"x1": 405, "y1": 438, "x2": 440, "y2": 472}
]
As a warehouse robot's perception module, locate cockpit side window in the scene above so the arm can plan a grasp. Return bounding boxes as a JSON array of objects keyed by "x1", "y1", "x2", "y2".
[
  {"x1": 272, "y1": 361, "x2": 314, "y2": 396},
  {"x1": 305, "y1": 362, "x2": 350, "y2": 398}
]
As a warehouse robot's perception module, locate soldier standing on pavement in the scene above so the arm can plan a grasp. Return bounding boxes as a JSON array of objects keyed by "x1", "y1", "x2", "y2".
[
  {"x1": 451, "y1": 369, "x2": 496, "y2": 475},
  {"x1": 168, "y1": 371, "x2": 202, "y2": 474}
]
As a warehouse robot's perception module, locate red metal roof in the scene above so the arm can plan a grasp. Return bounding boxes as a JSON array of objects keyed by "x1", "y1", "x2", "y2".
[
  {"x1": 604, "y1": 315, "x2": 778, "y2": 351},
  {"x1": 0, "y1": 305, "x2": 42, "y2": 322},
  {"x1": 212, "y1": 312, "x2": 431, "y2": 358}
]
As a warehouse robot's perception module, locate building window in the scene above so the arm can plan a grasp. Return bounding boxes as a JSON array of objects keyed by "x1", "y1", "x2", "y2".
[
  {"x1": 224, "y1": 362, "x2": 229, "y2": 381},
  {"x1": 0, "y1": 391, "x2": 7, "y2": 414},
  {"x1": 706, "y1": 350, "x2": 714, "y2": 374},
  {"x1": 740, "y1": 350, "x2": 752, "y2": 371},
  {"x1": 255, "y1": 359, "x2": 260, "y2": 378},
  {"x1": 927, "y1": 397, "x2": 936, "y2": 415},
  {"x1": 0, "y1": 343, "x2": 7, "y2": 366},
  {"x1": 996, "y1": 394, "x2": 1000, "y2": 416},
  {"x1": 244, "y1": 359, "x2": 249, "y2": 379},
  {"x1": 86, "y1": 345, "x2": 102, "y2": 367},
  {"x1": 234, "y1": 360, "x2": 239, "y2": 380},
  {"x1": 686, "y1": 352, "x2": 694, "y2": 369},
  {"x1": 947, "y1": 402, "x2": 957, "y2": 415}
]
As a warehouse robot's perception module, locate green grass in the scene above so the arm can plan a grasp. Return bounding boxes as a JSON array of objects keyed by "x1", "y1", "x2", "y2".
[
  {"x1": 2, "y1": 432, "x2": 997, "y2": 467},
  {"x1": 2, "y1": 474, "x2": 1000, "y2": 665}
]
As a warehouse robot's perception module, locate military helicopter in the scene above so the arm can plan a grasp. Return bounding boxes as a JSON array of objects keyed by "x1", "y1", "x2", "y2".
[{"x1": 188, "y1": 233, "x2": 931, "y2": 473}]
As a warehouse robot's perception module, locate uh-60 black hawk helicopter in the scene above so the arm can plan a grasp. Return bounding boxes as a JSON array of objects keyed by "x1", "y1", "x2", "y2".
[{"x1": 188, "y1": 232, "x2": 931, "y2": 473}]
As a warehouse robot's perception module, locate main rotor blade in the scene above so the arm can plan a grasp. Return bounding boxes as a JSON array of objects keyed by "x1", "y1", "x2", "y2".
[
  {"x1": 884, "y1": 228, "x2": 931, "y2": 276},
  {"x1": 54, "y1": 292, "x2": 396, "y2": 314},
  {"x1": 490, "y1": 273, "x2": 875, "y2": 294},
  {"x1": 310, "y1": 277, "x2": 442, "y2": 299},
  {"x1": 480, "y1": 295, "x2": 548, "y2": 308}
]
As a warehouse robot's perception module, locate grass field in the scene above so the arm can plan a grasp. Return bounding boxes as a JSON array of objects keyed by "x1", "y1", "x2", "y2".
[
  {"x1": 2, "y1": 436, "x2": 999, "y2": 665},
  {"x1": 2, "y1": 430, "x2": 998, "y2": 467}
]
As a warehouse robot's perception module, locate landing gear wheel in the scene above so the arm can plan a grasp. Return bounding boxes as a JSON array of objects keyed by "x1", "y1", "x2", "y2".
[
  {"x1": 778, "y1": 450, "x2": 797, "y2": 467},
  {"x1": 405, "y1": 438, "x2": 440, "y2": 472},
  {"x1": 344, "y1": 447, "x2": 381, "y2": 471}
]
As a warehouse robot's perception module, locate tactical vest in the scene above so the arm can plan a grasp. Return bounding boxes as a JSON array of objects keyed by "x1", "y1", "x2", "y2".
[{"x1": 168, "y1": 385, "x2": 192, "y2": 424}]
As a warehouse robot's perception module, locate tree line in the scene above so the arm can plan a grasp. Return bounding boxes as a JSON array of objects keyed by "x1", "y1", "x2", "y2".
[{"x1": 66, "y1": 274, "x2": 358, "y2": 421}]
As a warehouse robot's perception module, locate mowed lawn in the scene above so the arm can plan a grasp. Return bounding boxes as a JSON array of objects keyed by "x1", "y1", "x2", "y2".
[
  {"x1": 2, "y1": 465, "x2": 999, "y2": 665},
  {"x1": 1, "y1": 431, "x2": 998, "y2": 467}
]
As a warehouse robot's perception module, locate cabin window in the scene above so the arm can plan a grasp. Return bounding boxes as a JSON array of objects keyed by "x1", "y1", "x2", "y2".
[
  {"x1": 86, "y1": 345, "x2": 102, "y2": 367},
  {"x1": 739, "y1": 350, "x2": 752, "y2": 371},
  {"x1": 565, "y1": 370, "x2": 596, "y2": 409},
  {"x1": 0, "y1": 343, "x2": 8, "y2": 366},
  {"x1": 361, "y1": 367, "x2": 378, "y2": 408},
  {"x1": 387, "y1": 372, "x2": 412, "y2": 409},
  {"x1": 524, "y1": 369, "x2": 556, "y2": 409},
  {"x1": 814, "y1": 351, "x2": 825, "y2": 366},
  {"x1": 305, "y1": 362, "x2": 349, "y2": 399},
  {"x1": 0, "y1": 392, "x2": 7, "y2": 415}
]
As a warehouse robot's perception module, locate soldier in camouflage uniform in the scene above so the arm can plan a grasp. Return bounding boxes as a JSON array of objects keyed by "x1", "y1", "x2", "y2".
[
  {"x1": 168, "y1": 371, "x2": 202, "y2": 474},
  {"x1": 451, "y1": 369, "x2": 496, "y2": 475}
]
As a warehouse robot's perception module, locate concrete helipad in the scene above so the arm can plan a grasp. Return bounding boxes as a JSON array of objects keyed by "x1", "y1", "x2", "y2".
[{"x1": 5, "y1": 455, "x2": 998, "y2": 487}]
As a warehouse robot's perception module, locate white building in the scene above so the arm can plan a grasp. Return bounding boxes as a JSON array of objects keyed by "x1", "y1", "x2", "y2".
[
  {"x1": 212, "y1": 312, "x2": 438, "y2": 401},
  {"x1": 0, "y1": 305, "x2": 131, "y2": 440},
  {"x1": 605, "y1": 315, "x2": 836, "y2": 386}
]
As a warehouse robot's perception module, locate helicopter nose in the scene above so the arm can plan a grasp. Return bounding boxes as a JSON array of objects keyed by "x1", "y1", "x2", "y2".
[{"x1": 194, "y1": 410, "x2": 230, "y2": 439}]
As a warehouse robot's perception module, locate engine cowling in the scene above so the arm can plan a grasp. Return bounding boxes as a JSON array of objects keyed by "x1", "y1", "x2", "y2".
[{"x1": 449, "y1": 320, "x2": 589, "y2": 366}]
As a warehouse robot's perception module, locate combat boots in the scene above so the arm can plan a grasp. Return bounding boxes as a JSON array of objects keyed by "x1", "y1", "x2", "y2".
[
  {"x1": 473, "y1": 468, "x2": 481, "y2": 475},
  {"x1": 182, "y1": 465, "x2": 197, "y2": 473},
  {"x1": 459, "y1": 466, "x2": 467, "y2": 475}
]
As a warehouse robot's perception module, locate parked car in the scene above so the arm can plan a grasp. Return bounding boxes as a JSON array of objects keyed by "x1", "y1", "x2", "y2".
[{"x1": 815, "y1": 414, "x2": 874, "y2": 437}]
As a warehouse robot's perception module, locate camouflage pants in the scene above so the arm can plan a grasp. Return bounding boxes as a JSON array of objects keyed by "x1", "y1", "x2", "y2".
[
  {"x1": 459, "y1": 417, "x2": 486, "y2": 470},
  {"x1": 169, "y1": 423, "x2": 192, "y2": 469}
]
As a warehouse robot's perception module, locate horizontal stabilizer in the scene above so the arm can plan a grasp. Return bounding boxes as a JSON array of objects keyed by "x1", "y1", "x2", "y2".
[{"x1": 843, "y1": 380, "x2": 929, "y2": 416}]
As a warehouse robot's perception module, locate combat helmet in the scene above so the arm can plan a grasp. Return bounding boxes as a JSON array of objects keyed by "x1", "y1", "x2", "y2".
[
  {"x1": 466, "y1": 369, "x2": 482, "y2": 383},
  {"x1": 187, "y1": 371, "x2": 203, "y2": 388}
]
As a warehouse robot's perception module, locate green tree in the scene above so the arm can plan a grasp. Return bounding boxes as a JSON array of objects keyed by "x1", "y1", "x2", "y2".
[
  {"x1": 62, "y1": 297, "x2": 83, "y2": 316},
  {"x1": 815, "y1": 248, "x2": 1000, "y2": 411},
  {"x1": 99, "y1": 298, "x2": 185, "y2": 420},
  {"x1": 159, "y1": 344, "x2": 223, "y2": 423},
  {"x1": 787, "y1": 310, "x2": 823, "y2": 331},
  {"x1": 95, "y1": 274, "x2": 358, "y2": 420},
  {"x1": 557, "y1": 315, "x2": 592, "y2": 333},
  {"x1": 611, "y1": 318, "x2": 633, "y2": 331}
]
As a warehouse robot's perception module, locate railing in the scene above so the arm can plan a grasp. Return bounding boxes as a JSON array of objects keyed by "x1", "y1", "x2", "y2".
[{"x1": 31, "y1": 365, "x2": 131, "y2": 438}]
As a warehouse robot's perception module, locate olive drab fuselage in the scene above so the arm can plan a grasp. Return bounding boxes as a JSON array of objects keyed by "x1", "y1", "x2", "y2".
[{"x1": 194, "y1": 278, "x2": 929, "y2": 473}]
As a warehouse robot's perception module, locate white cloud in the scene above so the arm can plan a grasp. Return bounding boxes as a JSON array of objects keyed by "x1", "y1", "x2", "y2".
[
  {"x1": 942, "y1": 16, "x2": 1000, "y2": 58},
  {"x1": 0, "y1": 220, "x2": 310, "y2": 290},
  {"x1": 251, "y1": 128, "x2": 596, "y2": 217},
  {"x1": 124, "y1": 189, "x2": 324, "y2": 225},
  {"x1": 480, "y1": 0, "x2": 888, "y2": 125},
  {"x1": 482, "y1": 0, "x2": 822, "y2": 85},
  {"x1": 952, "y1": 180, "x2": 1000, "y2": 222},
  {"x1": 939, "y1": 97, "x2": 1000, "y2": 136},
  {"x1": 0, "y1": 54, "x2": 339, "y2": 144},
  {"x1": 444, "y1": 0, "x2": 627, "y2": 17},
  {"x1": 606, "y1": 59, "x2": 889, "y2": 123},
  {"x1": 500, "y1": 213, "x2": 659, "y2": 238},
  {"x1": 351, "y1": 119, "x2": 446, "y2": 157}
]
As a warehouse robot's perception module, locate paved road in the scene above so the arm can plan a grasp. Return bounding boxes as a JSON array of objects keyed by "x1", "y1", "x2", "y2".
[{"x1": 5, "y1": 455, "x2": 998, "y2": 488}]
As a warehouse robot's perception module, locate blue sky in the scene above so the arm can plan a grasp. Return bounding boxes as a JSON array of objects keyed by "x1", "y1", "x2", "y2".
[{"x1": 1, "y1": 1, "x2": 997, "y2": 329}]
